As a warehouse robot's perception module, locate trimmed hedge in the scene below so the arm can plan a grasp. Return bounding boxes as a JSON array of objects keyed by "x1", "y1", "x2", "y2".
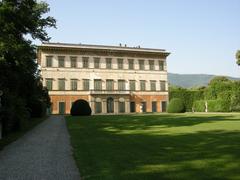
[
  {"x1": 193, "y1": 100, "x2": 205, "y2": 112},
  {"x1": 208, "y1": 100, "x2": 230, "y2": 112},
  {"x1": 193, "y1": 99, "x2": 230, "y2": 112},
  {"x1": 167, "y1": 98, "x2": 185, "y2": 113},
  {"x1": 71, "y1": 99, "x2": 92, "y2": 116},
  {"x1": 169, "y1": 89, "x2": 204, "y2": 112}
]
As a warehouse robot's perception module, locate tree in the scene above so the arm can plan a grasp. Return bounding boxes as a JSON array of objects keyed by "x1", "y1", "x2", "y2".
[
  {"x1": 0, "y1": 0, "x2": 56, "y2": 135},
  {"x1": 236, "y1": 50, "x2": 240, "y2": 66}
]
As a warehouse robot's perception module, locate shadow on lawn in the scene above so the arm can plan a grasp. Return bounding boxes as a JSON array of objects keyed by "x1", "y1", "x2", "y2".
[
  {"x1": 69, "y1": 115, "x2": 240, "y2": 180},
  {"x1": 89, "y1": 114, "x2": 240, "y2": 130},
  {"x1": 82, "y1": 129, "x2": 240, "y2": 179}
]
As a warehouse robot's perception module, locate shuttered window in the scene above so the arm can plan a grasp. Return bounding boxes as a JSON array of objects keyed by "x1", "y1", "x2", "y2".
[
  {"x1": 140, "y1": 80, "x2": 146, "y2": 91},
  {"x1": 58, "y1": 79, "x2": 65, "y2": 90},
  {"x1": 83, "y1": 57, "x2": 89, "y2": 68},
  {"x1": 70, "y1": 57, "x2": 77, "y2": 68},
  {"x1": 106, "y1": 58, "x2": 112, "y2": 69},
  {"x1": 118, "y1": 59, "x2": 123, "y2": 69},
  {"x1": 128, "y1": 59, "x2": 134, "y2": 69},
  {"x1": 46, "y1": 56, "x2": 53, "y2": 67},
  {"x1": 46, "y1": 78, "x2": 53, "y2": 90},
  {"x1": 118, "y1": 80, "x2": 125, "y2": 90},
  {"x1": 71, "y1": 79, "x2": 78, "y2": 90},
  {"x1": 150, "y1": 80, "x2": 156, "y2": 91},
  {"x1": 139, "y1": 60, "x2": 145, "y2": 70},
  {"x1": 94, "y1": 57, "x2": 100, "y2": 68},
  {"x1": 159, "y1": 61, "x2": 164, "y2": 71},
  {"x1": 94, "y1": 79, "x2": 102, "y2": 90},
  {"x1": 58, "y1": 56, "x2": 65, "y2": 67},
  {"x1": 83, "y1": 79, "x2": 90, "y2": 90},
  {"x1": 106, "y1": 79, "x2": 114, "y2": 90},
  {"x1": 149, "y1": 60, "x2": 155, "y2": 70},
  {"x1": 160, "y1": 81, "x2": 166, "y2": 91},
  {"x1": 129, "y1": 80, "x2": 136, "y2": 91}
]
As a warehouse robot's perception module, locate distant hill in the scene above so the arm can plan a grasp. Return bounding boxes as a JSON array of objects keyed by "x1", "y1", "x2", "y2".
[{"x1": 168, "y1": 73, "x2": 240, "y2": 88}]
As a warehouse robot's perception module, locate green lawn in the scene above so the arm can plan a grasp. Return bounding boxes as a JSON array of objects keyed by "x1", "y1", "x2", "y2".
[{"x1": 66, "y1": 113, "x2": 240, "y2": 180}]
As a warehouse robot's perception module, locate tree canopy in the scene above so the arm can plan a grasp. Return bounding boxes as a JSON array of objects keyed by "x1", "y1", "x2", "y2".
[
  {"x1": 0, "y1": 0, "x2": 56, "y2": 135},
  {"x1": 236, "y1": 50, "x2": 240, "y2": 66}
]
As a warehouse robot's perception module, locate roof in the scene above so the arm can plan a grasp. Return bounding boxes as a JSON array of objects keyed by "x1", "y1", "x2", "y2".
[{"x1": 39, "y1": 42, "x2": 170, "y2": 55}]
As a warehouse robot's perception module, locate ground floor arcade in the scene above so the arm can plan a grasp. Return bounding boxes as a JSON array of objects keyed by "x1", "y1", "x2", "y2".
[{"x1": 49, "y1": 93, "x2": 168, "y2": 114}]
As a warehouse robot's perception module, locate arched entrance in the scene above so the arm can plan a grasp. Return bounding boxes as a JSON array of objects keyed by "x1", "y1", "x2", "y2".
[{"x1": 107, "y1": 97, "x2": 114, "y2": 113}]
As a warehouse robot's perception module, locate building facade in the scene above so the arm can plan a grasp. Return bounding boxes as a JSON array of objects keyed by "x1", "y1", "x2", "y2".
[{"x1": 37, "y1": 42, "x2": 170, "y2": 114}]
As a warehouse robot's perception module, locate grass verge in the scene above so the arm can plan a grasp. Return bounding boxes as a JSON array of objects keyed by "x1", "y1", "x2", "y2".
[{"x1": 66, "y1": 113, "x2": 240, "y2": 180}]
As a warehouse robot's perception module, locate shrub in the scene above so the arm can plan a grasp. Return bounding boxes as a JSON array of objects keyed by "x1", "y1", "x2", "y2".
[
  {"x1": 71, "y1": 99, "x2": 92, "y2": 116},
  {"x1": 167, "y1": 98, "x2": 185, "y2": 113},
  {"x1": 193, "y1": 100, "x2": 205, "y2": 112}
]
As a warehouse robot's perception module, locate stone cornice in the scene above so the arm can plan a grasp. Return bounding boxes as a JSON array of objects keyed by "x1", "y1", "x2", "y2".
[{"x1": 38, "y1": 43, "x2": 170, "y2": 59}]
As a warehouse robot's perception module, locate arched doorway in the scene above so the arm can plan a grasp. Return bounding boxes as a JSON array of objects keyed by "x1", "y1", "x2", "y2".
[{"x1": 107, "y1": 97, "x2": 114, "y2": 113}]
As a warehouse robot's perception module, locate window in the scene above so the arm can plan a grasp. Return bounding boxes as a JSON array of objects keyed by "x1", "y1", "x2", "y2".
[
  {"x1": 106, "y1": 58, "x2": 112, "y2": 69},
  {"x1": 150, "y1": 80, "x2": 156, "y2": 91},
  {"x1": 70, "y1": 57, "x2": 77, "y2": 68},
  {"x1": 94, "y1": 79, "x2": 102, "y2": 90},
  {"x1": 58, "y1": 79, "x2": 65, "y2": 90},
  {"x1": 159, "y1": 61, "x2": 164, "y2": 71},
  {"x1": 95, "y1": 102, "x2": 102, "y2": 113},
  {"x1": 149, "y1": 60, "x2": 155, "y2": 70},
  {"x1": 83, "y1": 79, "x2": 90, "y2": 90},
  {"x1": 119, "y1": 102, "x2": 125, "y2": 113},
  {"x1": 160, "y1": 81, "x2": 166, "y2": 91},
  {"x1": 94, "y1": 57, "x2": 100, "y2": 68},
  {"x1": 129, "y1": 80, "x2": 136, "y2": 91},
  {"x1": 152, "y1": 101, "x2": 157, "y2": 112},
  {"x1": 46, "y1": 78, "x2": 53, "y2": 90},
  {"x1": 128, "y1": 59, "x2": 134, "y2": 69},
  {"x1": 106, "y1": 79, "x2": 114, "y2": 90},
  {"x1": 58, "y1": 56, "x2": 65, "y2": 67},
  {"x1": 71, "y1": 79, "x2": 78, "y2": 91},
  {"x1": 141, "y1": 102, "x2": 146, "y2": 112},
  {"x1": 140, "y1": 80, "x2": 146, "y2": 91},
  {"x1": 46, "y1": 56, "x2": 53, "y2": 67},
  {"x1": 139, "y1": 60, "x2": 145, "y2": 70},
  {"x1": 130, "y1": 102, "x2": 136, "y2": 112},
  {"x1": 117, "y1": 59, "x2": 123, "y2": 69},
  {"x1": 83, "y1": 57, "x2": 89, "y2": 68},
  {"x1": 118, "y1": 80, "x2": 125, "y2": 90}
]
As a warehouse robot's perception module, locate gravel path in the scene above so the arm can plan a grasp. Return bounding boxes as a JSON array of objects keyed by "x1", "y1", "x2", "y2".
[{"x1": 0, "y1": 115, "x2": 80, "y2": 180}]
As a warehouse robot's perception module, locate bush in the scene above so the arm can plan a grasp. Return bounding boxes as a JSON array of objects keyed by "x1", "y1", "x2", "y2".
[
  {"x1": 167, "y1": 98, "x2": 185, "y2": 113},
  {"x1": 71, "y1": 99, "x2": 92, "y2": 116},
  {"x1": 193, "y1": 100, "x2": 205, "y2": 112}
]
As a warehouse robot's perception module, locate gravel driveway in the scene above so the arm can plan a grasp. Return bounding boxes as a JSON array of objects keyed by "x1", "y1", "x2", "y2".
[{"x1": 0, "y1": 115, "x2": 80, "y2": 180}]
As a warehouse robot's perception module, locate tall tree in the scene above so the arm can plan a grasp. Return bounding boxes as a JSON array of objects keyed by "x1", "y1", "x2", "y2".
[
  {"x1": 0, "y1": 0, "x2": 56, "y2": 135},
  {"x1": 236, "y1": 50, "x2": 240, "y2": 66}
]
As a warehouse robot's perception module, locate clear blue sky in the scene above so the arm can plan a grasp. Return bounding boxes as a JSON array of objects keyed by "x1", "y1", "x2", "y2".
[{"x1": 42, "y1": 0, "x2": 240, "y2": 77}]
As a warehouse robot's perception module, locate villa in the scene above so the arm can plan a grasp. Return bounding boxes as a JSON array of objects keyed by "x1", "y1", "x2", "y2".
[{"x1": 37, "y1": 42, "x2": 170, "y2": 114}]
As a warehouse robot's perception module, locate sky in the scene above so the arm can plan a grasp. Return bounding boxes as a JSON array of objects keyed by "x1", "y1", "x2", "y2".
[{"x1": 41, "y1": 0, "x2": 240, "y2": 77}]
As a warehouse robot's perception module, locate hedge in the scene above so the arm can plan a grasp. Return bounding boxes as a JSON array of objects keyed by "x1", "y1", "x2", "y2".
[
  {"x1": 71, "y1": 99, "x2": 92, "y2": 116},
  {"x1": 169, "y1": 89, "x2": 204, "y2": 112},
  {"x1": 167, "y1": 98, "x2": 185, "y2": 113},
  {"x1": 193, "y1": 100, "x2": 205, "y2": 112}
]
